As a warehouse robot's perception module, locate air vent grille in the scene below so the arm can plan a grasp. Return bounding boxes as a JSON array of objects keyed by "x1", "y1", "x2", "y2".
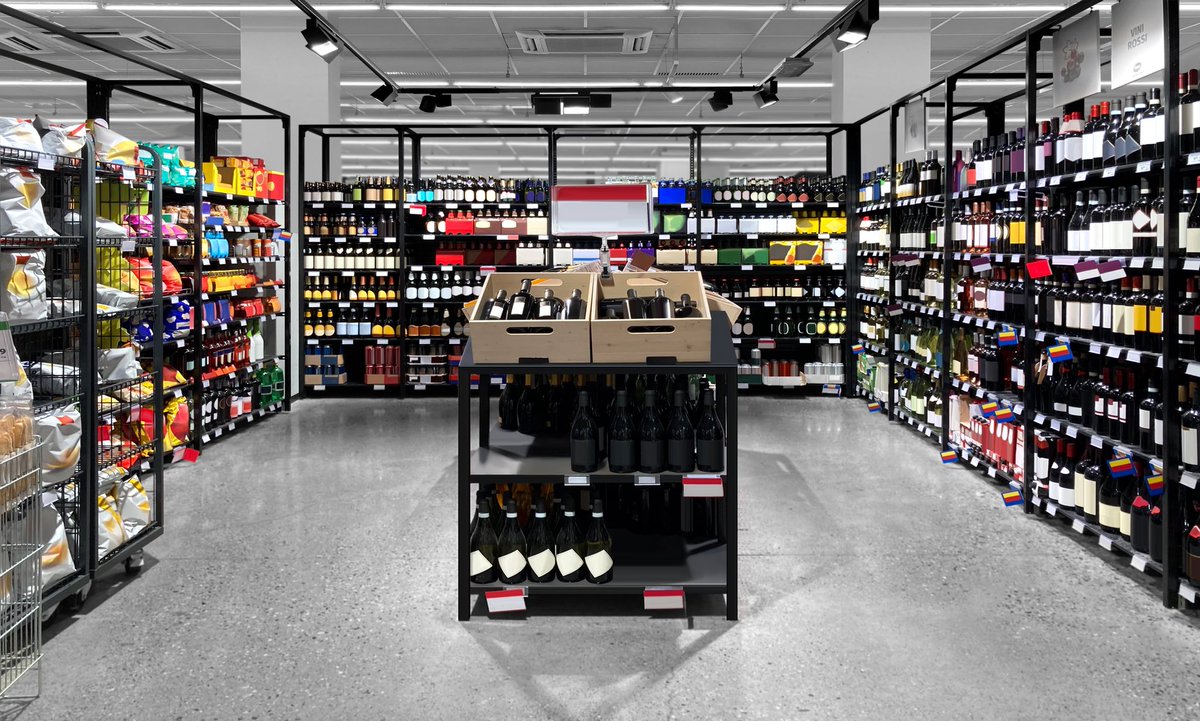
[
  {"x1": 516, "y1": 30, "x2": 652, "y2": 55},
  {"x1": 0, "y1": 33, "x2": 50, "y2": 54},
  {"x1": 70, "y1": 31, "x2": 181, "y2": 54}
]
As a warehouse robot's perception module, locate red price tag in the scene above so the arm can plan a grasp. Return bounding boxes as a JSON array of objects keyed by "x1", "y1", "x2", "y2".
[
  {"x1": 1026, "y1": 258, "x2": 1052, "y2": 279},
  {"x1": 182, "y1": 447, "x2": 200, "y2": 463},
  {"x1": 484, "y1": 589, "x2": 526, "y2": 614},
  {"x1": 643, "y1": 588, "x2": 685, "y2": 611}
]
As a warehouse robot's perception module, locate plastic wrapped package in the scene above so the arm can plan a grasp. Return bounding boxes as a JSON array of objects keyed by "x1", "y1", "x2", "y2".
[
  {"x1": 163, "y1": 396, "x2": 189, "y2": 450},
  {"x1": 0, "y1": 168, "x2": 57, "y2": 237},
  {"x1": 114, "y1": 477, "x2": 150, "y2": 539},
  {"x1": 40, "y1": 502, "x2": 75, "y2": 590},
  {"x1": 0, "y1": 250, "x2": 48, "y2": 321},
  {"x1": 97, "y1": 347, "x2": 140, "y2": 382},
  {"x1": 39, "y1": 122, "x2": 87, "y2": 158},
  {"x1": 90, "y1": 122, "x2": 138, "y2": 166},
  {"x1": 26, "y1": 362, "x2": 81, "y2": 397},
  {"x1": 96, "y1": 494, "x2": 126, "y2": 557},
  {"x1": 0, "y1": 117, "x2": 43, "y2": 153},
  {"x1": 34, "y1": 409, "x2": 81, "y2": 485}
]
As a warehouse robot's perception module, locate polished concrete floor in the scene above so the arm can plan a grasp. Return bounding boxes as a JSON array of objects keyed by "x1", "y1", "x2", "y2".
[{"x1": 12, "y1": 397, "x2": 1200, "y2": 720}]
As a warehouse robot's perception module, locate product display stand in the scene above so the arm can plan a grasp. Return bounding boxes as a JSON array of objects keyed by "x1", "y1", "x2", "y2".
[
  {"x1": 847, "y1": 0, "x2": 1189, "y2": 610},
  {"x1": 456, "y1": 315, "x2": 738, "y2": 621}
]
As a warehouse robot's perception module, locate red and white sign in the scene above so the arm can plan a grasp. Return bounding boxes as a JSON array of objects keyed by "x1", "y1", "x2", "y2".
[
  {"x1": 682, "y1": 475, "x2": 724, "y2": 498},
  {"x1": 484, "y1": 588, "x2": 526, "y2": 614},
  {"x1": 551, "y1": 184, "x2": 652, "y2": 236},
  {"x1": 644, "y1": 587, "x2": 686, "y2": 611}
]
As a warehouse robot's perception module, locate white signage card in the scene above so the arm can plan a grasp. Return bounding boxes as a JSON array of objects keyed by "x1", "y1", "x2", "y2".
[
  {"x1": 1053, "y1": 12, "x2": 1103, "y2": 107},
  {"x1": 1112, "y1": 0, "x2": 1165, "y2": 89},
  {"x1": 905, "y1": 97, "x2": 926, "y2": 154}
]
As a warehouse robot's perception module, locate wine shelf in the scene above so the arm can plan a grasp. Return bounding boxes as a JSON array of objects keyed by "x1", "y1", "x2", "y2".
[{"x1": 1028, "y1": 495, "x2": 1164, "y2": 576}]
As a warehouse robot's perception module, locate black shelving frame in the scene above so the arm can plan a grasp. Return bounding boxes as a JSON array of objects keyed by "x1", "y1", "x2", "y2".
[
  {"x1": 845, "y1": 0, "x2": 1188, "y2": 609},
  {"x1": 297, "y1": 122, "x2": 860, "y2": 396},
  {"x1": 456, "y1": 316, "x2": 739, "y2": 620}
]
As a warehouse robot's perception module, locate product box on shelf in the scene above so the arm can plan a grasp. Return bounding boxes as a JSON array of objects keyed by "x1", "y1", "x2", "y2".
[
  {"x1": 819, "y1": 215, "x2": 847, "y2": 235},
  {"x1": 265, "y1": 172, "x2": 286, "y2": 201},
  {"x1": 467, "y1": 272, "x2": 597, "y2": 364},
  {"x1": 202, "y1": 162, "x2": 237, "y2": 196},
  {"x1": 592, "y1": 271, "x2": 711, "y2": 363}
]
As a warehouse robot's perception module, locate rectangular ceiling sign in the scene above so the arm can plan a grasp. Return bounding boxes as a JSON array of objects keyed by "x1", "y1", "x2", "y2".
[
  {"x1": 1111, "y1": 0, "x2": 1165, "y2": 89},
  {"x1": 1052, "y1": 11, "x2": 1102, "y2": 106}
]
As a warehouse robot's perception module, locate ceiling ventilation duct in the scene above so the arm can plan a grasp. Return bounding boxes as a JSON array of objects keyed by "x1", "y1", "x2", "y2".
[{"x1": 516, "y1": 30, "x2": 651, "y2": 55}]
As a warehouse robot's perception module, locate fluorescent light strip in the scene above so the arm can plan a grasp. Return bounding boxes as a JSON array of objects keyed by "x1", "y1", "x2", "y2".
[
  {"x1": 0, "y1": 80, "x2": 86, "y2": 87},
  {"x1": 104, "y1": 3, "x2": 382, "y2": 11},
  {"x1": 675, "y1": 4, "x2": 787, "y2": 11},
  {"x1": 705, "y1": 156, "x2": 822, "y2": 162},
  {"x1": 386, "y1": 3, "x2": 668, "y2": 12},
  {"x1": 2, "y1": 2, "x2": 98, "y2": 8},
  {"x1": 343, "y1": 116, "x2": 835, "y2": 127}
]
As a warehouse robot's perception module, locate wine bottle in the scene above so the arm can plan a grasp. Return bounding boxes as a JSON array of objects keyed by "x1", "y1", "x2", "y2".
[
  {"x1": 535, "y1": 289, "x2": 563, "y2": 320},
  {"x1": 508, "y1": 279, "x2": 535, "y2": 320},
  {"x1": 554, "y1": 496, "x2": 586, "y2": 582},
  {"x1": 563, "y1": 288, "x2": 587, "y2": 319},
  {"x1": 517, "y1": 374, "x2": 546, "y2": 436},
  {"x1": 666, "y1": 389, "x2": 696, "y2": 473},
  {"x1": 484, "y1": 289, "x2": 510, "y2": 320},
  {"x1": 570, "y1": 390, "x2": 601, "y2": 473},
  {"x1": 584, "y1": 499, "x2": 614, "y2": 584},
  {"x1": 695, "y1": 388, "x2": 724, "y2": 472},
  {"x1": 648, "y1": 288, "x2": 675, "y2": 319},
  {"x1": 1098, "y1": 462, "x2": 1122, "y2": 535},
  {"x1": 469, "y1": 498, "x2": 499, "y2": 584},
  {"x1": 638, "y1": 389, "x2": 667, "y2": 473},
  {"x1": 496, "y1": 500, "x2": 527, "y2": 584},
  {"x1": 624, "y1": 289, "x2": 645, "y2": 319},
  {"x1": 526, "y1": 498, "x2": 555, "y2": 583},
  {"x1": 608, "y1": 390, "x2": 638, "y2": 473}
]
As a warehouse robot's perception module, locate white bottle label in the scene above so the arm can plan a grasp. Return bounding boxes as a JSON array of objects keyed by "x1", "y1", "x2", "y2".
[
  {"x1": 1187, "y1": 228, "x2": 1200, "y2": 254},
  {"x1": 584, "y1": 549, "x2": 614, "y2": 577},
  {"x1": 1084, "y1": 478, "x2": 1098, "y2": 514},
  {"x1": 1184, "y1": 426, "x2": 1199, "y2": 466},
  {"x1": 1120, "y1": 510, "x2": 1131, "y2": 537},
  {"x1": 469, "y1": 550, "x2": 493, "y2": 576},
  {"x1": 498, "y1": 549, "x2": 526, "y2": 578},
  {"x1": 1155, "y1": 418, "x2": 1164, "y2": 445},
  {"x1": 1140, "y1": 408, "x2": 1151, "y2": 432},
  {"x1": 1059, "y1": 484, "x2": 1076, "y2": 508},
  {"x1": 1099, "y1": 502, "x2": 1122, "y2": 529},
  {"x1": 555, "y1": 548, "x2": 584, "y2": 576},
  {"x1": 528, "y1": 549, "x2": 555, "y2": 578}
]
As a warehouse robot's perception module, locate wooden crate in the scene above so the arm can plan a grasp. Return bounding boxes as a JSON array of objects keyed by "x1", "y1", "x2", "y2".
[
  {"x1": 468, "y1": 272, "x2": 596, "y2": 364},
  {"x1": 592, "y1": 271, "x2": 711, "y2": 363}
]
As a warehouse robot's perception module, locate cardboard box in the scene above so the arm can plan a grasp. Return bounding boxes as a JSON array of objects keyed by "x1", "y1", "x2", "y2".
[
  {"x1": 592, "y1": 271, "x2": 711, "y2": 363},
  {"x1": 202, "y1": 162, "x2": 237, "y2": 195},
  {"x1": 365, "y1": 373, "x2": 401, "y2": 386},
  {"x1": 305, "y1": 353, "x2": 344, "y2": 366},
  {"x1": 304, "y1": 373, "x2": 324, "y2": 386},
  {"x1": 322, "y1": 373, "x2": 348, "y2": 386},
  {"x1": 266, "y1": 171, "x2": 285, "y2": 201},
  {"x1": 820, "y1": 215, "x2": 847, "y2": 235},
  {"x1": 469, "y1": 272, "x2": 596, "y2": 364},
  {"x1": 705, "y1": 290, "x2": 742, "y2": 326}
]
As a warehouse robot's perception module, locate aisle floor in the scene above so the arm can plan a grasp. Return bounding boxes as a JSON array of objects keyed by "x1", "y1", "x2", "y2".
[{"x1": 13, "y1": 397, "x2": 1200, "y2": 720}]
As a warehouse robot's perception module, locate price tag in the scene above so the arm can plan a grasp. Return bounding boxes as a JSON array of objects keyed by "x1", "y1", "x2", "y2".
[
  {"x1": 644, "y1": 587, "x2": 685, "y2": 611},
  {"x1": 1050, "y1": 419, "x2": 1062, "y2": 431},
  {"x1": 445, "y1": 202, "x2": 459, "y2": 209},
  {"x1": 484, "y1": 589, "x2": 526, "y2": 614},
  {"x1": 1050, "y1": 176, "x2": 1063, "y2": 186},
  {"x1": 1188, "y1": 362, "x2": 1200, "y2": 378},
  {"x1": 1046, "y1": 502, "x2": 1058, "y2": 517},
  {"x1": 1091, "y1": 434, "x2": 1104, "y2": 449},
  {"x1": 121, "y1": 166, "x2": 136, "y2": 181},
  {"x1": 1074, "y1": 171, "x2": 1088, "y2": 182},
  {"x1": 755, "y1": 202, "x2": 767, "y2": 209},
  {"x1": 338, "y1": 302, "x2": 350, "y2": 308},
  {"x1": 1131, "y1": 554, "x2": 1149, "y2": 572},
  {"x1": 1106, "y1": 346, "x2": 1121, "y2": 359},
  {"x1": 1136, "y1": 161, "x2": 1152, "y2": 173},
  {"x1": 730, "y1": 202, "x2": 743, "y2": 208},
  {"x1": 1100, "y1": 167, "x2": 1117, "y2": 178},
  {"x1": 565, "y1": 475, "x2": 590, "y2": 486},
  {"x1": 120, "y1": 239, "x2": 137, "y2": 253},
  {"x1": 419, "y1": 339, "x2": 431, "y2": 346},
  {"x1": 1089, "y1": 343, "x2": 1101, "y2": 355},
  {"x1": 1099, "y1": 535, "x2": 1114, "y2": 551},
  {"x1": 1126, "y1": 351, "x2": 1141, "y2": 364},
  {"x1": 974, "y1": 188, "x2": 984, "y2": 197},
  {"x1": 682, "y1": 475, "x2": 724, "y2": 498},
  {"x1": 1179, "y1": 583, "x2": 1198, "y2": 603},
  {"x1": 37, "y1": 155, "x2": 55, "y2": 171},
  {"x1": 763, "y1": 301, "x2": 776, "y2": 307},
  {"x1": 1181, "y1": 472, "x2": 1199, "y2": 490},
  {"x1": 741, "y1": 265, "x2": 753, "y2": 271},
  {"x1": 635, "y1": 475, "x2": 659, "y2": 486},
  {"x1": 987, "y1": 466, "x2": 997, "y2": 478},
  {"x1": 1066, "y1": 425, "x2": 1078, "y2": 438},
  {"x1": 1189, "y1": 152, "x2": 1200, "y2": 166},
  {"x1": 1072, "y1": 518, "x2": 1086, "y2": 533}
]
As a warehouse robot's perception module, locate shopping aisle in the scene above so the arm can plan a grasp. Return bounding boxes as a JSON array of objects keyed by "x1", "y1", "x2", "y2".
[{"x1": 21, "y1": 398, "x2": 1200, "y2": 721}]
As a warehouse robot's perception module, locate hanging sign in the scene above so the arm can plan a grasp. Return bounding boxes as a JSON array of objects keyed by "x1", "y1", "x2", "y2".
[
  {"x1": 904, "y1": 97, "x2": 926, "y2": 154},
  {"x1": 1112, "y1": 0, "x2": 1165, "y2": 90},
  {"x1": 1052, "y1": 12, "x2": 1102, "y2": 107}
]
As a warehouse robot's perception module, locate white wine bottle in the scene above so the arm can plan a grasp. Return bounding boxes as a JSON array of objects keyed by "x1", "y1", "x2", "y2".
[
  {"x1": 526, "y1": 498, "x2": 555, "y2": 583},
  {"x1": 554, "y1": 496, "x2": 586, "y2": 582},
  {"x1": 496, "y1": 500, "x2": 527, "y2": 584},
  {"x1": 584, "y1": 499, "x2": 613, "y2": 584},
  {"x1": 469, "y1": 498, "x2": 498, "y2": 584}
]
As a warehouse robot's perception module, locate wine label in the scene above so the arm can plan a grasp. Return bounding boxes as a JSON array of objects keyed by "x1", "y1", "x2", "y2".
[
  {"x1": 498, "y1": 550, "x2": 527, "y2": 578},
  {"x1": 1188, "y1": 228, "x2": 1200, "y2": 255},
  {"x1": 585, "y1": 549, "x2": 614, "y2": 577},
  {"x1": 469, "y1": 550, "x2": 493, "y2": 576},
  {"x1": 1155, "y1": 418, "x2": 1164, "y2": 445},
  {"x1": 1120, "y1": 510, "x2": 1132, "y2": 538},
  {"x1": 1184, "y1": 426, "x2": 1199, "y2": 466},
  {"x1": 1059, "y1": 485, "x2": 1075, "y2": 508},
  {"x1": 1099, "y1": 502, "x2": 1121, "y2": 530},
  {"x1": 556, "y1": 548, "x2": 584, "y2": 576},
  {"x1": 528, "y1": 549, "x2": 555, "y2": 578}
]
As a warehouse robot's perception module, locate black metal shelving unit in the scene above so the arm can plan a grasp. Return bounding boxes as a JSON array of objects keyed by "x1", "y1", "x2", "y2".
[
  {"x1": 455, "y1": 316, "x2": 738, "y2": 620},
  {"x1": 845, "y1": 0, "x2": 1190, "y2": 610}
]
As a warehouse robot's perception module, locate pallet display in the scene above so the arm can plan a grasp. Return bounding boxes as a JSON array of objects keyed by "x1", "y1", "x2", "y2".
[{"x1": 844, "y1": 0, "x2": 1197, "y2": 610}]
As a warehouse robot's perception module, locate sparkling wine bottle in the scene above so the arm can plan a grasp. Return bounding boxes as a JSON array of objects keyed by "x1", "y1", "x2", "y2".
[
  {"x1": 554, "y1": 496, "x2": 586, "y2": 582},
  {"x1": 496, "y1": 500, "x2": 527, "y2": 584},
  {"x1": 526, "y1": 498, "x2": 555, "y2": 583},
  {"x1": 638, "y1": 389, "x2": 667, "y2": 473},
  {"x1": 469, "y1": 498, "x2": 498, "y2": 584},
  {"x1": 608, "y1": 390, "x2": 638, "y2": 473},
  {"x1": 666, "y1": 390, "x2": 696, "y2": 473},
  {"x1": 584, "y1": 499, "x2": 614, "y2": 584},
  {"x1": 570, "y1": 390, "x2": 601, "y2": 473}
]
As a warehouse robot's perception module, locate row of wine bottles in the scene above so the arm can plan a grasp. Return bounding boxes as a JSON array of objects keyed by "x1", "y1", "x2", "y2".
[
  {"x1": 470, "y1": 496, "x2": 612, "y2": 585},
  {"x1": 303, "y1": 212, "x2": 398, "y2": 238},
  {"x1": 479, "y1": 280, "x2": 587, "y2": 321},
  {"x1": 303, "y1": 177, "x2": 548, "y2": 205}
]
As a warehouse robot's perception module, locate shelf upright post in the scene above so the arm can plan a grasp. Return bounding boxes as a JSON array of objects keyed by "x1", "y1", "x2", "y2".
[
  {"x1": 1162, "y1": 0, "x2": 1182, "y2": 608},
  {"x1": 1022, "y1": 31, "x2": 1041, "y2": 514},
  {"x1": 725, "y1": 361, "x2": 738, "y2": 621},
  {"x1": 943, "y1": 78, "x2": 957, "y2": 446},
  {"x1": 282, "y1": 115, "x2": 293, "y2": 410},
  {"x1": 297, "y1": 126, "x2": 311, "y2": 401},
  {"x1": 81, "y1": 136, "x2": 99, "y2": 582},
  {"x1": 457, "y1": 358, "x2": 471, "y2": 622},
  {"x1": 825, "y1": 134, "x2": 834, "y2": 178},
  {"x1": 191, "y1": 84, "x2": 206, "y2": 451},
  {"x1": 887, "y1": 104, "x2": 900, "y2": 419},
  {"x1": 694, "y1": 128, "x2": 703, "y2": 263},
  {"x1": 845, "y1": 124, "x2": 862, "y2": 397},
  {"x1": 397, "y1": 128, "x2": 406, "y2": 400}
]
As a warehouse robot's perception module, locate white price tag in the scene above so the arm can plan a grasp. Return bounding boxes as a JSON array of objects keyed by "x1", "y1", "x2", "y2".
[
  {"x1": 1188, "y1": 362, "x2": 1200, "y2": 379},
  {"x1": 37, "y1": 155, "x2": 55, "y2": 171},
  {"x1": 484, "y1": 589, "x2": 526, "y2": 614},
  {"x1": 120, "y1": 239, "x2": 137, "y2": 253},
  {"x1": 1136, "y1": 161, "x2": 1152, "y2": 173},
  {"x1": 1181, "y1": 472, "x2": 1199, "y2": 490},
  {"x1": 565, "y1": 475, "x2": 589, "y2": 486},
  {"x1": 1189, "y1": 153, "x2": 1200, "y2": 166},
  {"x1": 1050, "y1": 176, "x2": 1063, "y2": 186},
  {"x1": 635, "y1": 475, "x2": 659, "y2": 486},
  {"x1": 1131, "y1": 554, "x2": 1149, "y2": 572},
  {"x1": 1091, "y1": 435, "x2": 1104, "y2": 448},
  {"x1": 644, "y1": 588, "x2": 685, "y2": 611},
  {"x1": 1072, "y1": 518, "x2": 1086, "y2": 533},
  {"x1": 1179, "y1": 583, "x2": 1198, "y2": 603},
  {"x1": 1046, "y1": 502, "x2": 1058, "y2": 517},
  {"x1": 1066, "y1": 425, "x2": 1078, "y2": 438},
  {"x1": 1074, "y1": 172, "x2": 1088, "y2": 182},
  {"x1": 1102, "y1": 168, "x2": 1116, "y2": 178},
  {"x1": 1099, "y1": 535, "x2": 1114, "y2": 551}
]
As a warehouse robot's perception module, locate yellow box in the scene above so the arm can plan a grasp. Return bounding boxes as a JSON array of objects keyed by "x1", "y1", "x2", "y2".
[
  {"x1": 203, "y1": 162, "x2": 237, "y2": 194},
  {"x1": 796, "y1": 216, "x2": 820, "y2": 235},
  {"x1": 820, "y1": 215, "x2": 848, "y2": 235}
]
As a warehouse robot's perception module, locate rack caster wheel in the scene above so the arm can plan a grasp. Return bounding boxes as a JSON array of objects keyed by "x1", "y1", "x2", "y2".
[
  {"x1": 41, "y1": 602, "x2": 60, "y2": 624},
  {"x1": 65, "y1": 580, "x2": 92, "y2": 612},
  {"x1": 124, "y1": 551, "x2": 144, "y2": 576}
]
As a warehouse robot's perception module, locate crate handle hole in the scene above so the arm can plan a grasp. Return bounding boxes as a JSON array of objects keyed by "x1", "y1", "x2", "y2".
[{"x1": 505, "y1": 326, "x2": 554, "y2": 335}]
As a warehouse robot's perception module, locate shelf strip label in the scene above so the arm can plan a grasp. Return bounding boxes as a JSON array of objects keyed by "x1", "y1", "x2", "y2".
[
  {"x1": 682, "y1": 475, "x2": 724, "y2": 498},
  {"x1": 484, "y1": 588, "x2": 527, "y2": 614}
]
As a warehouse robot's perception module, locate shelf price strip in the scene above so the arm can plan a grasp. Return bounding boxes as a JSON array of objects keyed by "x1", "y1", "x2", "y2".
[
  {"x1": 1001, "y1": 490, "x2": 1023, "y2": 507},
  {"x1": 941, "y1": 450, "x2": 958, "y2": 464},
  {"x1": 643, "y1": 588, "x2": 686, "y2": 611},
  {"x1": 484, "y1": 588, "x2": 527, "y2": 614}
]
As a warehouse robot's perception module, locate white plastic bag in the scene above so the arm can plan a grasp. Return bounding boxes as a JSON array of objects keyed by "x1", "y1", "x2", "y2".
[
  {"x1": 96, "y1": 216, "x2": 127, "y2": 238},
  {"x1": 91, "y1": 122, "x2": 138, "y2": 166},
  {"x1": 27, "y1": 362, "x2": 80, "y2": 396},
  {"x1": 115, "y1": 477, "x2": 150, "y2": 539},
  {"x1": 97, "y1": 494, "x2": 127, "y2": 557},
  {"x1": 35, "y1": 409, "x2": 82, "y2": 485},
  {"x1": 98, "y1": 347, "x2": 139, "y2": 382},
  {"x1": 40, "y1": 502, "x2": 76, "y2": 590},
  {"x1": 40, "y1": 122, "x2": 87, "y2": 158},
  {"x1": 0, "y1": 250, "x2": 48, "y2": 321},
  {"x1": 0, "y1": 168, "x2": 57, "y2": 237},
  {"x1": 0, "y1": 117, "x2": 43, "y2": 153},
  {"x1": 96, "y1": 283, "x2": 137, "y2": 310}
]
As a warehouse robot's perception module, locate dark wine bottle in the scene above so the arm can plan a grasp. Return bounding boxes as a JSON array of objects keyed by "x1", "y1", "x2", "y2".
[
  {"x1": 1098, "y1": 463, "x2": 1122, "y2": 535},
  {"x1": 535, "y1": 289, "x2": 563, "y2": 320},
  {"x1": 584, "y1": 499, "x2": 614, "y2": 584},
  {"x1": 517, "y1": 374, "x2": 546, "y2": 436},
  {"x1": 508, "y1": 279, "x2": 535, "y2": 320},
  {"x1": 638, "y1": 389, "x2": 667, "y2": 473},
  {"x1": 554, "y1": 497, "x2": 586, "y2": 582},
  {"x1": 497, "y1": 374, "x2": 520, "y2": 430},
  {"x1": 1188, "y1": 524, "x2": 1200, "y2": 583},
  {"x1": 563, "y1": 288, "x2": 587, "y2": 319},
  {"x1": 624, "y1": 289, "x2": 645, "y2": 319},
  {"x1": 469, "y1": 498, "x2": 499, "y2": 584},
  {"x1": 666, "y1": 390, "x2": 696, "y2": 473},
  {"x1": 648, "y1": 288, "x2": 675, "y2": 319},
  {"x1": 570, "y1": 390, "x2": 601, "y2": 473},
  {"x1": 496, "y1": 500, "x2": 527, "y2": 584},
  {"x1": 1131, "y1": 483, "x2": 1152, "y2": 552},
  {"x1": 526, "y1": 498, "x2": 555, "y2": 583},
  {"x1": 608, "y1": 390, "x2": 638, "y2": 473},
  {"x1": 485, "y1": 289, "x2": 510, "y2": 320},
  {"x1": 1149, "y1": 504, "x2": 1163, "y2": 562}
]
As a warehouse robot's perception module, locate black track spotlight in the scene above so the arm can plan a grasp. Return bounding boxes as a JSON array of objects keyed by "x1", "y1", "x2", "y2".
[
  {"x1": 301, "y1": 18, "x2": 341, "y2": 61},
  {"x1": 435, "y1": 93, "x2": 452, "y2": 108},
  {"x1": 708, "y1": 89, "x2": 733, "y2": 113},
  {"x1": 419, "y1": 94, "x2": 438, "y2": 113},
  {"x1": 832, "y1": 0, "x2": 878, "y2": 53},
  {"x1": 753, "y1": 81, "x2": 779, "y2": 109},
  {"x1": 371, "y1": 83, "x2": 399, "y2": 106}
]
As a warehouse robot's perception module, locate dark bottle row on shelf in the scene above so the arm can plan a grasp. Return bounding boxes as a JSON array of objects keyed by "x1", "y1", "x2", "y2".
[
  {"x1": 713, "y1": 275, "x2": 846, "y2": 301},
  {"x1": 731, "y1": 306, "x2": 848, "y2": 339},
  {"x1": 303, "y1": 275, "x2": 400, "y2": 302},
  {"x1": 479, "y1": 279, "x2": 586, "y2": 321},
  {"x1": 662, "y1": 175, "x2": 847, "y2": 205},
  {"x1": 303, "y1": 211, "x2": 399, "y2": 238},
  {"x1": 1036, "y1": 274, "x2": 1164, "y2": 354},
  {"x1": 199, "y1": 364, "x2": 283, "y2": 431}
]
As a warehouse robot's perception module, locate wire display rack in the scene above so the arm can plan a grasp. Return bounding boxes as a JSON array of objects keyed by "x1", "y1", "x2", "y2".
[{"x1": 0, "y1": 440, "x2": 44, "y2": 699}]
